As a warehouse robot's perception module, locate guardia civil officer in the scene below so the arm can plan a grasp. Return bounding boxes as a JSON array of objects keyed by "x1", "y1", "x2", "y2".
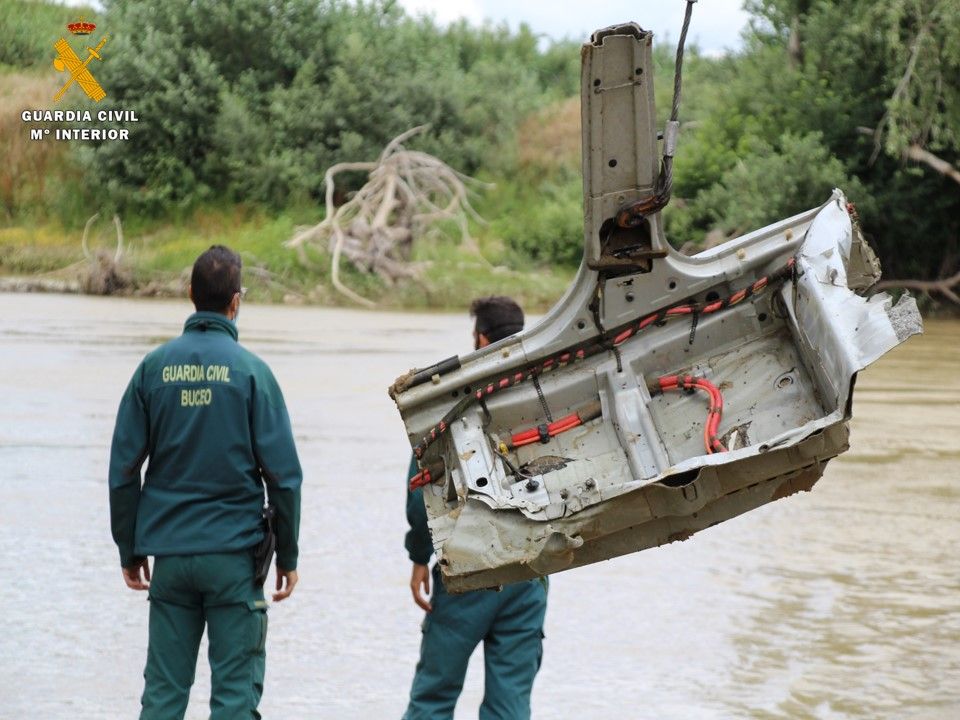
[
  {"x1": 403, "y1": 296, "x2": 548, "y2": 720},
  {"x1": 109, "y1": 245, "x2": 302, "y2": 719}
]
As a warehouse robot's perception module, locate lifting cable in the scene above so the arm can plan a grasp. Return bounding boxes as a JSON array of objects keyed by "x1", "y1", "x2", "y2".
[{"x1": 616, "y1": 0, "x2": 697, "y2": 229}]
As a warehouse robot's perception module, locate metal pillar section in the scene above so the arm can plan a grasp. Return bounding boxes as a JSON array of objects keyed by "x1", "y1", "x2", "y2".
[{"x1": 581, "y1": 24, "x2": 661, "y2": 266}]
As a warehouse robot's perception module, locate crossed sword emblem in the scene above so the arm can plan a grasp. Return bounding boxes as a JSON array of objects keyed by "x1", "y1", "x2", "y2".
[{"x1": 53, "y1": 34, "x2": 109, "y2": 103}]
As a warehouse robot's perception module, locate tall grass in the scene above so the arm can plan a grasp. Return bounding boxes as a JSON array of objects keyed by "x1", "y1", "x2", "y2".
[{"x1": 0, "y1": 70, "x2": 87, "y2": 222}]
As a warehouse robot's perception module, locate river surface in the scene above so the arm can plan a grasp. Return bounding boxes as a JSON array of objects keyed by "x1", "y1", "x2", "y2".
[{"x1": 0, "y1": 292, "x2": 958, "y2": 719}]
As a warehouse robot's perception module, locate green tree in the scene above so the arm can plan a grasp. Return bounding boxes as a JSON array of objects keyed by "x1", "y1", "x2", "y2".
[
  {"x1": 692, "y1": 131, "x2": 868, "y2": 234},
  {"x1": 80, "y1": 0, "x2": 577, "y2": 213},
  {"x1": 666, "y1": 0, "x2": 960, "y2": 286}
]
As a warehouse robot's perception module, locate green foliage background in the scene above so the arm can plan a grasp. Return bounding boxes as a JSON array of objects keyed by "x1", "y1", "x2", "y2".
[
  {"x1": 74, "y1": 0, "x2": 577, "y2": 213},
  {"x1": 2, "y1": 0, "x2": 959, "y2": 306}
]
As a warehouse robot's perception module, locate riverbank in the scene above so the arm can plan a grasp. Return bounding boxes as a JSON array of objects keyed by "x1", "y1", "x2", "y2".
[{"x1": 0, "y1": 205, "x2": 575, "y2": 311}]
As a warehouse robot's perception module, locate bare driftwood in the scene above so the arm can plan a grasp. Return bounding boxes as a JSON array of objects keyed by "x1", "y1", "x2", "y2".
[
  {"x1": 287, "y1": 126, "x2": 489, "y2": 307},
  {"x1": 80, "y1": 213, "x2": 131, "y2": 295}
]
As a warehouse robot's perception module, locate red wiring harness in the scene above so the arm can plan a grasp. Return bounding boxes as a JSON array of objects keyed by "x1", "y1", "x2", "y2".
[
  {"x1": 509, "y1": 402, "x2": 603, "y2": 449},
  {"x1": 654, "y1": 375, "x2": 726, "y2": 454},
  {"x1": 412, "y1": 258, "x2": 794, "y2": 460},
  {"x1": 511, "y1": 413, "x2": 582, "y2": 448},
  {"x1": 411, "y1": 375, "x2": 726, "y2": 489},
  {"x1": 409, "y1": 459, "x2": 447, "y2": 492},
  {"x1": 611, "y1": 260, "x2": 793, "y2": 347},
  {"x1": 506, "y1": 378, "x2": 726, "y2": 454}
]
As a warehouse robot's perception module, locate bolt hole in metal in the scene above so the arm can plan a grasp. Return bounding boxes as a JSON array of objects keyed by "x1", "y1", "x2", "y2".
[
  {"x1": 776, "y1": 373, "x2": 795, "y2": 389},
  {"x1": 593, "y1": 78, "x2": 601, "y2": 87},
  {"x1": 635, "y1": 67, "x2": 643, "y2": 75},
  {"x1": 668, "y1": 279, "x2": 677, "y2": 290},
  {"x1": 625, "y1": 292, "x2": 635, "y2": 302},
  {"x1": 476, "y1": 477, "x2": 488, "y2": 487},
  {"x1": 758, "y1": 312, "x2": 768, "y2": 322},
  {"x1": 705, "y1": 290, "x2": 720, "y2": 302},
  {"x1": 576, "y1": 319, "x2": 587, "y2": 330},
  {"x1": 608, "y1": 158, "x2": 617, "y2": 167}
]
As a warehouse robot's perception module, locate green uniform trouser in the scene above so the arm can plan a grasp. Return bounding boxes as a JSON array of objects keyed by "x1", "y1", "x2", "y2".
[
  {"x1": 404, "y1": 566, "x2": 547, "y2": 720},
  {"x1": 141, "y1": 550, "x2": 268, "y2": 720}
]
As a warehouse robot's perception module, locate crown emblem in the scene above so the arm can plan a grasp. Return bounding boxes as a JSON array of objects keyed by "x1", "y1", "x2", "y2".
[{"x1": 67, "y1": 16, "x2": 96, "y2": 36}]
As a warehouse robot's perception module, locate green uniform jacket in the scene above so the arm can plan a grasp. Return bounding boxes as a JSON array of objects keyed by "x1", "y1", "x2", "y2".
[{"x1": 109, "y1": 312, "x2": 302, "y2": 570}]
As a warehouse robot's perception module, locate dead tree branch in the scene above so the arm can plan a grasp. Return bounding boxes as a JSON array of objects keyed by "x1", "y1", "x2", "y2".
[
  {"x1": 875, "y1": 269, "x2": 960, "y2": 307},
  {"x1": 857, "y1": 126, "x2": 960, "y2": 188},
  {"x1": 904, "y1": 144, "x2": 960, "y2": 187}
]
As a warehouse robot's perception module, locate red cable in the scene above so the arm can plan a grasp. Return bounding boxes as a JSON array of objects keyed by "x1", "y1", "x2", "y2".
[
  {"x1": 658, "y1": 375, "x2": 727, "y2": 454},
  {"x1": 511, "y1": 413, "x2": 583, "y2": 447},
  {"x1": 409, "y1": 468, "x2": 432, "y2": 491}
]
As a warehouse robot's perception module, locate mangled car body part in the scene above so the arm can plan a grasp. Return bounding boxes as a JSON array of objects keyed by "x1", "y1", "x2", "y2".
[{"x1": 390, "y1": 19, "x2": 923, "y2": 592}]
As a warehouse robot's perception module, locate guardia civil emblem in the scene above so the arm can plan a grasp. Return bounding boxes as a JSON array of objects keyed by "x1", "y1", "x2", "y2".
[{"x1": 53, "y1": 16, "x2": 109, "y2": 103}]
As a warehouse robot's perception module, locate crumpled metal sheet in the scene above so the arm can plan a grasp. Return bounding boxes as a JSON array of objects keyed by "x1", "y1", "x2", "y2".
[
  {"x1": 390, "y1": 21, "x2": 923, "y2": 592},
  {"x1": 395, "y1": 190, "x2": 920, "y2": 593}
]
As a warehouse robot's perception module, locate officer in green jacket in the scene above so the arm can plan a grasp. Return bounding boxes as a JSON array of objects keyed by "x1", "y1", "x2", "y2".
[
  {"x1": 403, "y1": 296, "x2": 548, "y2": 720},
  {"x1": 109, "y1": 245, "x2": 302, "y2": 720}
]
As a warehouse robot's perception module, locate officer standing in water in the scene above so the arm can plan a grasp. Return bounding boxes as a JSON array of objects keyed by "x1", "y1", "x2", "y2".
[
  {"x1": 108, "y1": 245, "x2": 302, "y2": 719},
  {"x1": 403, "y1": 296, "x2": 548, "y2": 720}
]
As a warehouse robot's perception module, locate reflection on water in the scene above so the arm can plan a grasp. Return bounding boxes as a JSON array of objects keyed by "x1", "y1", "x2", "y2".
[{"x1": 0, "y1": 293, "x2": 957, "y2": 719}]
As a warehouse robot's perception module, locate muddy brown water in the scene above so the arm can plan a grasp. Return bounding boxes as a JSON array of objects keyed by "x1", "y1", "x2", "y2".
[{"x1": 1, "y1": 292, "x2": 957, "y2": 719}]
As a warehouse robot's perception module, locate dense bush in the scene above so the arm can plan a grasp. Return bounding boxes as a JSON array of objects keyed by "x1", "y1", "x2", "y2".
[
  {"x1": 75, "y1": 0, "x2": 578, "y2": 213},
  {"x1": 690, "y1": 132, "x2": 868, "y2": 234},
  {"x1": 490, "y1": 173, "x2": 584, "y2": 267}
]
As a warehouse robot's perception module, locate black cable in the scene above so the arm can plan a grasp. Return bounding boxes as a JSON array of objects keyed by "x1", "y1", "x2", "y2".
[
  {"x1": 531, "y1": 373, "x2": 554, "y2": 423},
  {"x1": 492, "y1": 444, "x2": 532, "y2": 480}
]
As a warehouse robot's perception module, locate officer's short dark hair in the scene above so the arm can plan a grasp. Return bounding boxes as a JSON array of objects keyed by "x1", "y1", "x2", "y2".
[
  {"x1": 470, "y1": 296, "x2": 524, "y2": 343},
  {"x1": 191, "y1": 245, "x2": 242, "y2": 312}
]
